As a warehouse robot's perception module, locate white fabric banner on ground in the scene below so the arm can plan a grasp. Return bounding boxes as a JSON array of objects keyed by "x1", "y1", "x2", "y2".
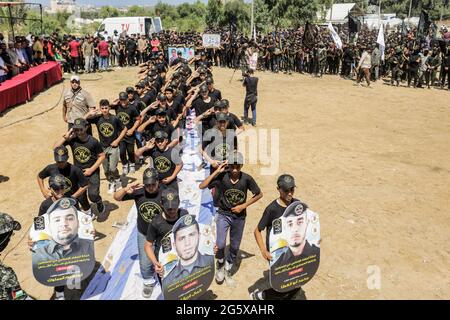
[{"x1": 81, "y1": 112, "x2": 215, "y2": 300}]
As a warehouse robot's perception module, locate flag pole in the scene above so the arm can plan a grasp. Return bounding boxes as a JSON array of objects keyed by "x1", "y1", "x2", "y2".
[{"x1": 408, "y1": 0, "x2": 412, "y2": 19}]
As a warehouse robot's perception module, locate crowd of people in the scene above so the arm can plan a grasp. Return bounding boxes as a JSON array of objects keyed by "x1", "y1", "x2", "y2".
[
  {"x1": 1, "y1": 30, "x2": 296, "y2": 301},
  {"x1": 1, "y1": 19, "x2": 449, "y2": 301},
  {"x1": 1, "y1": 22, "x2": 449, "y2": 88}
]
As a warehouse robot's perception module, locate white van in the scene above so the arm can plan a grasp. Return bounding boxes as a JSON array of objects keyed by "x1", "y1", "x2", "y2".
[{"x1": 96, "y1": 17, "x2": 157, "y2": 38}]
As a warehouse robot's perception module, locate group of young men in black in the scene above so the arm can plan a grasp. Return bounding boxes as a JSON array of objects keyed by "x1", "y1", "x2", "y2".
[{"x1": 31, "y1": 43, "x2": 305, "y2": 301}]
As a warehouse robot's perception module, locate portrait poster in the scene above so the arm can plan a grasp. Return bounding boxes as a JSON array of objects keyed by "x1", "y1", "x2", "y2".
[
  {"x1": 30, "y1": 198, "x2": 95, "y2": 287},
  {"x1": 269, "y1": 201, "x2": 320, "y2": 292},
  {"x1": 158, "y1": 214, "x2": 215, "y2": 300},
  {"x1": 168, "y1": 46, "x2": 195, "y2": 64}
]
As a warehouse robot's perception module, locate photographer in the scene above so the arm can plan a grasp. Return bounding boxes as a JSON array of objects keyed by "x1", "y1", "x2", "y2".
[{"x1": 242, "y1": 68, "x2": 258, "y2": 126}]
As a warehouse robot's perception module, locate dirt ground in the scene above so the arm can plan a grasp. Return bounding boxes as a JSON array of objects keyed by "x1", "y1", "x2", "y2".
[{"x1": 1, "y1": 67, "x2": 449, "y2": 300}]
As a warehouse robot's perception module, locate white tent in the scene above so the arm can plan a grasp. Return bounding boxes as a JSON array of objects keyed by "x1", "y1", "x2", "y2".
[{"x1": 323, "y1": 3, "x2": 364, "y2": 24}]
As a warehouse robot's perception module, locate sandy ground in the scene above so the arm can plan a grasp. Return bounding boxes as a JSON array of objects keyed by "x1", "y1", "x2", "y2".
[{"x1": 1, "y1": 67, "x2": 449, "y2": 300}]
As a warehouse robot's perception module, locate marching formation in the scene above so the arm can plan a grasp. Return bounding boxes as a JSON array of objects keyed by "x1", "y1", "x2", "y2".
[{"x1": 1, "y1": 40, "x2": 321, "y2": 300}]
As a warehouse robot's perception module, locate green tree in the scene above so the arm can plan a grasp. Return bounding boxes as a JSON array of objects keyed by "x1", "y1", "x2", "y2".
[
  {"x1": 127, "y1": 5, "x2": 146, "y2": 17},
  {"x1": 254, "y1": 0, "x2": 271, "y2": 33},
  {"x1": 206, "y1": 0, "x2": 223, "y2": 29},
  {"x1": 98, "y1": 6, "x2": 119, "y2": 19},
  {"x1": 222, "y1": 0, "x2": 250, "y2": 32}
]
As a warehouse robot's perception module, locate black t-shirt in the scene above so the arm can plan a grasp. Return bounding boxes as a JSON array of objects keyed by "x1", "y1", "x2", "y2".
[
  {"x1": 141, "y1": 89, "x2": 157, "y2": 106},
  {"x1": 38, "y1": 163, "x2": 88, "y2": 197},
  {"x1": 209, "y1": 112, "x2": 242, "y2": 131},
  {"x1": 193, "y1": 96, "x2": 217, "y2": 131},
  {"x1": 209, "y1": 171, "x2": 261, "y2": 218},
  {"x1": 115, "y1": 105, "x2": 140, "y2": 143},
  {"x1": 129, "y1": 99, "x2": 147, "y2": 113},
  {"x1": 167, "y1": 100, "x2": 183, "y2": 115},
  {"x1": 146, "y1": 209, "x2": 188, "y2": 257},
  {"x1": 202, "y1": 128, "x2": 238, "y2": 162},
  {"x1": 208, "y1": 89, "x2": 222, "y2": 101},
  {"x1": 89, "y1": 114, "x2": 125, "y2": 148},
  {"x1": 257, "y1": 198, "x2": 300, "y2": 251},
  {"x1": 39, "y1": 198, "x2": 54, "y2": 216},
  {"x1": 173, "y1": 94, "x2": 185, "y2": 107},
  {"x1": 122, "y1": 188, "x2": 164, "y2": 235},
  {"x1": 143, "y1": 146, "x2": 182, "y2": 180},
  {"x1": 64, "y1": 135, "x2": 103, "y2": 170},
  {"x1": 244, "y1": 76, "x2": 258, "y2": 96}
]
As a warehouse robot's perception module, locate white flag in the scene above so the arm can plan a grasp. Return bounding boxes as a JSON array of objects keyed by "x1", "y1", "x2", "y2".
[
  {"x1": 328, "y1": 22, "x2": 342, "y2": 50},
  {"x1": 377, "y1": 23, "x2": 385, "y2": 61}
]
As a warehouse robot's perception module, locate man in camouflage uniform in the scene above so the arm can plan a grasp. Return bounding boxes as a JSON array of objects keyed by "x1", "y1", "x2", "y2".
[{"x1": 0, "y1": 212, "x2": 28, "y2": 300}]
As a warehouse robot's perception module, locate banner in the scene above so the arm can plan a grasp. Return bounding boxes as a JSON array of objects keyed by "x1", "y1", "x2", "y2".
[
  {"x1": 248, "y1": 52, "x2": 258, "y2": 71},
  {"x1": 30, "y1": 198, "x2": 95, "y2": 287},
  {"x1": 377, "y1": 23, "x2": 385, "y2": 61},
  {"x1": 328, "y1": 22, "x2": 343, "y2": 50},
  {"x1": 159, "y1": 214, "x2": 215, "y2": 300},
  {"x1": 269, "y1": 201, "x2": 320, "y2": 293},
  {"x1": 168, "y1": 47, "x2": 195, "y2": 64},
  {"x1": 202, "y1": 34, "x2": 221, "y2": 48}
]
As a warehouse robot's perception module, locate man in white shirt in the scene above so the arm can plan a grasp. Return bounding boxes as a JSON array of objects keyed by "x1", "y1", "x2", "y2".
[{"x1": 356, "y1": 46, "x2": 372, "y2": 87}]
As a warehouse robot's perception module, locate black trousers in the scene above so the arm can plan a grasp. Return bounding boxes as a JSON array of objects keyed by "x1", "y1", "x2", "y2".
[
  {"x1": 78, "y1": 169, "x2": 102, "y2": 211},
  {"x1": 119, "y1": 140, "x2": 135, "y2": 165}
]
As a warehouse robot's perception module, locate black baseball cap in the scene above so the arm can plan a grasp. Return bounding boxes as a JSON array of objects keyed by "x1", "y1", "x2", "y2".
[
  {"x1": 206, "y1": 77, "x2": 214, "y2": 85},
  {"x1": 219, "y1": 99, "x2": 229, "y2": 109},
  {"x1": 126, "y1": 87, "x2": 135, "y2": 93},
  {"x1": 136, "y1": 83, "x2": 145, "y2": 89},
  {"x1": 143, "y1": 168, "x2": 159, "y2": 185},
  {"x1": 157, "y1": 93, "x2": 167, "y2": 101},
  {"x1": 49, "y1": 174, "x2": 67, "y2": 189},
  {"x1": 161, "y1": 188, "x2": 180, "y2": 210},
  {"x1": 154, "y1": 131, "x2": 168, "y2": 140},
  {"x1": 119, "y1": 92, "x2": 128, "y2": 100},
  {"x1": 199, "y1": 85, "x2": 208, "y2": 93},
  {"x1": 54, "y1": 146, "x2": 69, "y2": 162},
  {"x1": 72, "y1": 118, "x2": 87, "y2": 129},
  {"x1": 172, "y1": 214, "x2": 198, "y2": 235},
  {"x1": 277, "y1": 174, "x2": 296, "y2": 191},
  {"x1": 155, "y1": 108, "x2": 167, "y2": 116},
  {"x1": 164, "y1": 86, "x2": 174, "y2": 93}
]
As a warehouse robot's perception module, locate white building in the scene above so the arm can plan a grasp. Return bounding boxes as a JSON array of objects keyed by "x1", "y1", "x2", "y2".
[{"x1": 50, "y1": 0, "x2": 76, "y2": 14}]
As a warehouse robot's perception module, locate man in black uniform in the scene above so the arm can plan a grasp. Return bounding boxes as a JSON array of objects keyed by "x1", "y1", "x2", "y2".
[
  {"x1": 199, "y1": 151, "x2": 263, "y2": 287},
  {"x1": 126, "y1": 35, "x2": 137, "y2": 66},
  {"x1": 251, "y1": 174, "x2": 307, "y2": 300},
  {"x1": 242, "y1": 69, "x2": 258, "y2": 126},
  {"x1": 112, "y1": 92, "x2": 142, "y2": 175},
  {"x1": 54, "y1": 118, "x2": 106, "y2": 217},
  {"x1": 113, "y1": 168, "x2": 163, "y2": 298},
  {"x1": 85, "y1": 99, "x2": 127, "y2": 194},
  {"x1": 38, "y1": 174, "x2": 76, "y2": 216},
  {"x1": 37, "y1": 146, "x2": 88, "y2": 204},
  {"x1": 135, "y1": 130, "x2": 183, "y2": 190},
  {"x1": 201, "y1": 112, "x2": 238, "y2": 174},
  {"x1": 206, "y1": 77, "x2": 222, "y2": 101},
  {"x1": 191, "y1": 85, "x2": 217, "y2": 135}
]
